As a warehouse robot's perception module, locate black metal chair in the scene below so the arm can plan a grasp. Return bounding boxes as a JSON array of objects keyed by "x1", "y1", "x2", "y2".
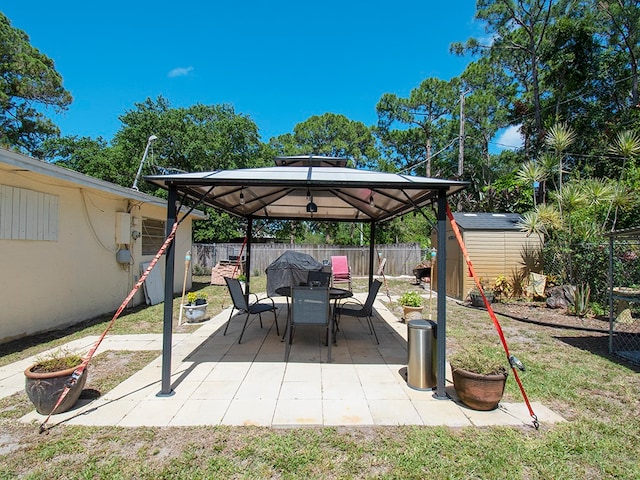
[
  {"x1": 307, "y1": 270, "x2": 331, "y2": 287},
  {"x1": 223, "y1": 277, "x2": 278, "y2": 344},
  {"x1": 333, "y1": 279, "x2": 382, "y2": 344},
  {"x1": 285, "y1": 286, "x2": 333, "y2": 362}
]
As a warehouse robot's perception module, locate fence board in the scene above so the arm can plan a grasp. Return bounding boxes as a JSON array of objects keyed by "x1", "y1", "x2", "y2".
[{"x1": 192, "y1": 243, "x2": 425, "y2": 276}]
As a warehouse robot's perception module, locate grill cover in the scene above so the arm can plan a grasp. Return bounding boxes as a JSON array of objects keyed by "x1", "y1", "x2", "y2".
[{"x1": 266, "y1": 251, "x2": 323, "y2": 296}]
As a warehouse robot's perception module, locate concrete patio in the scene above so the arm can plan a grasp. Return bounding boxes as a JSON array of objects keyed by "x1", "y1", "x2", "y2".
[{"x1": 3, "y1": 293, "x2": 564, "y2": 429}]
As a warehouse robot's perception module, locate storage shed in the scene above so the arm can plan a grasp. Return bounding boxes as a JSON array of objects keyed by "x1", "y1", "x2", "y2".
[{"x1": 432, "y1": 213, "x2": 543, "y2": 300}]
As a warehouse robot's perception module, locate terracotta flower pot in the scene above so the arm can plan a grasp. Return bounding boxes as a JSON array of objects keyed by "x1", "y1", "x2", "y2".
[
  {"x1": 452, "y1": 367, "x2": 507, "y2": 411},
  {"x1": 402, "y1": 305, "x2": 423, "y2": 322},
  {"x1": 24, "y1": 364, "x2": 88, "y2": 415}
]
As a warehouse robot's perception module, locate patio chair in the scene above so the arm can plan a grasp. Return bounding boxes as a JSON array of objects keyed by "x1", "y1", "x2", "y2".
[
  {"x1": 223, "y1": 277, "x2": 279, "y2": 344},
  {"x1": 330, "y1": 255, "x2": 352, "y2": 291},
  {"x1": 285, "y1": 286, "x2": 333, "y2": 362},
  {"x1": 333, "y1": 279, "x2": 382, "y2": 344},
  {"x1": 307, "y1": 270, "x2": 331, "y2": 287}
]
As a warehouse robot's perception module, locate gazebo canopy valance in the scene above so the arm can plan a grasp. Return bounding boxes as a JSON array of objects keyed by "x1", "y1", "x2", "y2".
[
  {"x1": 143, "y1": 155, "x2": 468, "y2": 400},
  {"x1": 144, "y1": 155, "x2": 468, "y2": 223}
]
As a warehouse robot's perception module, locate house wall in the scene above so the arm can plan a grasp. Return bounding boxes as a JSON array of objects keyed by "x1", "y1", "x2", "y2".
[
  {"x1": 433, "y1": 224, "x2": 542, "y2": 300},
  {"x1": 0, "y1": 154, "x2": 193, "y2": 344}
]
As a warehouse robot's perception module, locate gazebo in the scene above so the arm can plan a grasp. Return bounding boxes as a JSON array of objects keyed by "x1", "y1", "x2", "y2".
[{"x1": 145, "y1": 155, "x2": 468, "y2": 399}]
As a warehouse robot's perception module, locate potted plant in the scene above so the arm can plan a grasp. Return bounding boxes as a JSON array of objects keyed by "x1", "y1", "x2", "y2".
[
  {"x1": 398, "y1": 290, "x2": 424, "y2": 322},
  {"x1": 449, "y1": 345, "x2": 508, "y2": 411},
  {"x1": 468, "y1": 280, "x2": 495, "y2": 307},
  {"x1": 24, "y1": 349, "x2": 88, "y2": 415},
  {"x1": 182, "y1": 291, "x2": 209, "y2": 322}
]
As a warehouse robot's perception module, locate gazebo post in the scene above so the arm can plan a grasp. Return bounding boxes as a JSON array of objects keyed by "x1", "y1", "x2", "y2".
[
  {"x1": 368, "y1": 222, "x2": 376, "y2": 286},
  {"x1": 434, "y1": 189, "x2": 448, "y2": 399},
  {"x1": 159, "y1": 185, "x2": 177, "y2": 396},
  {"x1": 245, "y1": 217, "x2": 253, "y2": 297}
]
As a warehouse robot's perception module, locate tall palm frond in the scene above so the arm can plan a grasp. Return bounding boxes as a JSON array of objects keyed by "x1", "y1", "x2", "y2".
[
  {"x1": 545, "y1": 122, "x2": 576, "y2": 195},
  {"x1": 581, "y1": 178, "x2": 615, "y2": 206},
  {"x1": 608, "y1": 130, "x2": 640, "y2": 159},
  {"x1": 607, "y1": 130, "x2": 640, "y2": 181},
  {"x1": 545, "y1": 122, "x2": 576, "y2": 153},
  {"x1": 517, "y1": 210, "x2": 547, "y2": 238},
  {"x1": 516, "y1": 204, "x2": 562, "y2": 240},
  {"x1": 516, "y1": 161, "x2": 547, "y2": 184},
  {"x1": 550, "y1": 182, "x2": 588, "y2": 214},
  {"x1": 607, "y1": 182, "x2": 635, "y2": 231}
]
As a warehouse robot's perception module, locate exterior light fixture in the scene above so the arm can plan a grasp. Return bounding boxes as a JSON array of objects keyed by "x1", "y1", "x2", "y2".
[
  {"x1": 239, "y1": 191, "x2": 245, "y2": 205},
  {"x1": 306, "y1": 193, "x2": 317, "y2": 213},
  {"x1": 369, "y1": 195, "x2": 375, "y2": 207},
  {"x1": 132, "y1": 134, "x2": 159, "y2": 191},
  {"x1": 306, "y1": 201, "x2": 317, "y2": 213}
]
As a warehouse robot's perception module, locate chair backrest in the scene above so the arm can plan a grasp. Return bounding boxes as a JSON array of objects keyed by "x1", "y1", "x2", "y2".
[
  {"x1": 224, "y1": 277, "x2": 248, "y2": 310},
  {"x1": 307, "y1": 270, "x2": 331, "y2": 287},
  {"x1": 362, "y1": 279, "x2": 383, "y2": 313},
  {"x1": 331, "y1": 256, "x2": 349, "y2": 276},
  {"x1": 291, "y1": 286, "x2": 330, "y2": 325}
]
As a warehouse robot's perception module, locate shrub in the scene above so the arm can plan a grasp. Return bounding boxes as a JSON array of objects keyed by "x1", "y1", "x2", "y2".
[{"x1": 398, "y1": 291, "x2": 423, "y2": 307}]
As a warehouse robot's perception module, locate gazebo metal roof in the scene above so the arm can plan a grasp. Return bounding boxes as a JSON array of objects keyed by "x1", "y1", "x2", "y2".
[
  {"x1": 144, "y1": 155, "x2": 468, "y2": 223},
  {"x1": 144, "y1": 155, "x2": 469, "y2": 401}
]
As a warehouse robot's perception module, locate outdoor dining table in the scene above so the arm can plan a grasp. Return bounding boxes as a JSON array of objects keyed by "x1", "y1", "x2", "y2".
[
  {"x1": 275, "y1": 286, "x2": 353, "y2": 302},
  {"x1": 275, "y1": 286, "x2": 353, "y2": 344}
]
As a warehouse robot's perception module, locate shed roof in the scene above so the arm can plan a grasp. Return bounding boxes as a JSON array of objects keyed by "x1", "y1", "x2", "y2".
[{"x1": 452, "y1": 213, "x2": 524, "y2": 231}]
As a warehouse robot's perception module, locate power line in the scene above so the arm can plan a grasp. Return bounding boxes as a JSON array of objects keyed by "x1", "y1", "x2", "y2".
[{"x1": 399, "y1": 137, "x2": 459, "y2": 174}]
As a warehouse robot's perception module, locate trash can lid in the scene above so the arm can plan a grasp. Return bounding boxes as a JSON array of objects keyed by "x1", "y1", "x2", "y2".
[{"x1": 407, "y1": 319, "x2": 435, "y2": 330}]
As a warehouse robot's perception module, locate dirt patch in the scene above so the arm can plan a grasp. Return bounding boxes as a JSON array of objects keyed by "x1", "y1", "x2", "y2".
[{"x1": 487, "y1": 300, "x2": 611, "y2": 332}]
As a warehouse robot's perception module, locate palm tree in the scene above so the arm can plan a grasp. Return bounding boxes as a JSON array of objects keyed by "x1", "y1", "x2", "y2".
[
  {"x1": 516, "y1": 160, "x2": 548, "y2": 206},
  {"x1": 608, "y1": 130, "x2": 640, "y2": 181},
  {"x1": 607, "y1": 183, "x2": 634, "y2": 232},
  {"x1": 544, "y1": 122, "x2": 576, "y2": 197},
  {"x1": 516, "y1": 204, "x2": 562, "y2": 242}
]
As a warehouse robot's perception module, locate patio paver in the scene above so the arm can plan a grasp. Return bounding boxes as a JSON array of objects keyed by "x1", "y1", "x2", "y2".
[{"x1": 6, "y1": 294, "x2": 565, "y2": 429}]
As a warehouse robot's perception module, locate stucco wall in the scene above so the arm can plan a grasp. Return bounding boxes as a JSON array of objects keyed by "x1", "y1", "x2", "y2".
[{"x1": 0, "y1": 153, "x2": 194, "y2": 344}]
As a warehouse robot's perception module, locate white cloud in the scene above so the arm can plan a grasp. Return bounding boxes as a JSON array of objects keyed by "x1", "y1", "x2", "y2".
[
  {"x1": 495, "y1": 125, "x2": 524, "y2": 151},
  {"x1": 167, "y1": 66, "x2": 194, "y2": 78}
]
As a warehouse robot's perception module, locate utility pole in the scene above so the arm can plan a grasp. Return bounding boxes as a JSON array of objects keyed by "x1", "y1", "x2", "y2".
[{"x1": 458, "y1": 91, "x2": 466, "y2": 178}]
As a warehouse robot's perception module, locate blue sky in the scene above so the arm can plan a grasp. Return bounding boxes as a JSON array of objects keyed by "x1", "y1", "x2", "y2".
[{"x1": 3, "y1": 1, "x2": 521, "y2": 149}]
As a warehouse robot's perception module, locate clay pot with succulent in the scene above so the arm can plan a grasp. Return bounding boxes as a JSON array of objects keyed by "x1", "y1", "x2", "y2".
[
  {"x1": 24, "y1": 349, "x2": 88, "y2": 415},
  {"x1": 449, "y1": 344, "x2": 508, "y2": 411}
]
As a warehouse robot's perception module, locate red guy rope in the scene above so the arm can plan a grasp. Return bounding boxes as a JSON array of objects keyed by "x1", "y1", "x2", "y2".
[
  {"x1": 38, "y1": 222, "x2": 179, "y2": 434},
  {"x1": 446, "y1": 204, "x2": 539, "y2": 429}
]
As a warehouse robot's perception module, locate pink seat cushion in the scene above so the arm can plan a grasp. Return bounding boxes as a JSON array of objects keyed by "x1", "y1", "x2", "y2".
[{"x1": 331, "y1": 256, "x2": 349, "y2": 275}]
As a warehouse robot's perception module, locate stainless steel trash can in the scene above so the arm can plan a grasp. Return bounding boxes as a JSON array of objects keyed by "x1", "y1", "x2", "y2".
[{"x1": 406, "y1": 319, "x2": 437, "y2": 390}]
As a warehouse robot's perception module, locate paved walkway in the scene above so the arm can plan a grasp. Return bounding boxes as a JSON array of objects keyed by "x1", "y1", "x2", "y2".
[{"x1": 2, "y1": 294, "x2": 564, "y2": 428}]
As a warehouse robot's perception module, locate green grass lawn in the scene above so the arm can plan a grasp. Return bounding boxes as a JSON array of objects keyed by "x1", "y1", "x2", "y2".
[{"x1": 1, "y1": 275, "x2": 639, "y2": 478}]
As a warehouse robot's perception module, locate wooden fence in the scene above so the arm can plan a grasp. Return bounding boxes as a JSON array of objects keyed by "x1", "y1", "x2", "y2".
[{"x1": 192, "y1": 243, "x2": 425, "y2": 276}]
